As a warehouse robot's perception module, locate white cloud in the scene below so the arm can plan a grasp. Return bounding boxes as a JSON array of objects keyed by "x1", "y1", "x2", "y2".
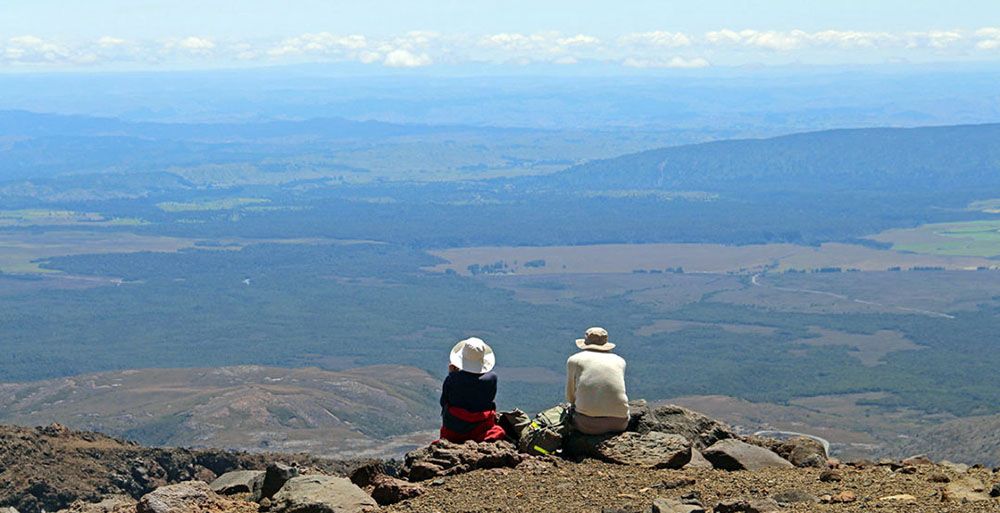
[
  {"x1": 556, "y1": 34, "x2": 600, "y2": 47},
  {"x1": 97, "y1": 36, "x2": 127, "y2": 48},
  {"x1": 976, "y1": 27, "x2": 1000, "y2": 50},
  {"x1": 268, "y1": 32, "x2": 368, "y2": 57},
  {"x1": 619, "y1": 31, "x2": 692, "y2": 48},
  {"x1": 178, "y1": 36, "x2": 215, "y2": 51},
  {"x1": 383, "y1": 49, "x2": 432, "y2": 67},
  {"x1": 705, "y1": 29, "x2": 964, "y2": 52},
  {"x1": 623, "y1": 56, "x2": 710, "y2": 69},
  {"x1": 3, "y1": 27, "x2": 1000, "y2": 70}
]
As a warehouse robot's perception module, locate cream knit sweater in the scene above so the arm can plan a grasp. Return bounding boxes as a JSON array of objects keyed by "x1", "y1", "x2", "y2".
[{"x1": 565, "y1": 350, "x2": 629, "y2": 419}]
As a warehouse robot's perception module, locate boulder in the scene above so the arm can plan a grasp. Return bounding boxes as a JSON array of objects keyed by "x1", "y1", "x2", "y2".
[
  {"x1": 209, "y1": 470, "x2": 265, "y2": 500},
  {"x1": 774, "y1": 437, "x2": 827, "y2": 468},
  {"x1": 942, "y1": 477, "x2": 991, "y2": 502},
  {"x1": 348, "y1": 461, "x2": 423, "y2": 506},
  {"x1": 651, "y1": 498, "x2": 705, "y2": 513},
  {"x1": 54, "y1": 496, "x2": 135, "y2": 513},
  {"x1": 401, "y1": 441, "x2": 523, "y2": 482},
  {"x1": 818, "y1": 469, "x2": 842, "y2": 482},
  {"x1": 369, "y1": 475, "x2": 424, "y2": 506},
  {"x1": 261, "y1": 463, "x2": 300, "y2": 500},
  {"x1": 713, "y1": 498, "x2": 781, "y2": 513},
  {"x1": 628, "y1": 402, "x2": 736, "y2": 450},
  {"x1": 702, "y1": 439, "x2": 793, "y2": 471},
  {"x1": 684, "y1": 449, "x2": 713, "y2": 469},
  {"x1": 595, "y1": 432, "x2": 692, "y2": 469},
  {"x1": 269, "y1": 475, "x2": 377, "y2": 513},
  {"x1": 136, "y1": 481, "x2": 257, "y2": 513}
]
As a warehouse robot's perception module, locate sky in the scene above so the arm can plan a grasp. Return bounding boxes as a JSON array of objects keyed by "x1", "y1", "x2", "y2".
[{"x1": 2, "y1": 0, "x2": 1000, "y2": 71}]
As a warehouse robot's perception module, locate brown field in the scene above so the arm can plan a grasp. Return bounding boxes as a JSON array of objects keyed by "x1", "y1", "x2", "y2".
[
  {"x1": 429, "y1": 242, "x2": 998, "y2": 276},
  {"x1": 793, "y1": 327, "x2": 923, "y2": 367},
  {"x1": 0, "y1": 230, "x2": 200, "y2": 274},
  {"x1": 635, "y1": 319, "x2": 778, "y2": 336}
]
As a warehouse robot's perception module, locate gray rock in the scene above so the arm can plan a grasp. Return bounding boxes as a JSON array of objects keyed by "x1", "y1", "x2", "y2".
[
  {"x1": 651, "y1": 498, "x2": 705, "y2": 513},
  {"x1": 136, "y1": 481, "x2": 250, "y2": 513},
  {"x1": 702, "y1": 439, "x2": 794, "y2": 471},
  {"x1": 261, "y1": 463, "x2": 300, "y2": 500},
  {"x1": 596, "y1": 432, "x2": 692, "y2": 469},
  {"x1": 628, "y1": 402, "x2": 737, "y2": 450},
  {"x1": 270, "y1": 475, "x2": 377, "y2": 513},
  {"x1": 990, "y1": 483, "x2": 999, "y2": 498},
  {"x1": 713, "y1": 498, "x2": 781, "y2": 513},
  {"x1": 210, "y1": 470, "x2": 265, "y2": 499},
  {"x1": 684, "y1": 449, "x2": 713, "y2": 469},
  {"x1": 772, "y1": 489, "x2": 817, "y2": 505},
  {"x1": 775, "y1": 437, "x2": 827, "y2": 468},
  {"x1": 54, "y1": 495, "x2": 135, "y2": 513},
  {"x1": 0, "y1": 508, "x2": 19, "y2": 513}
]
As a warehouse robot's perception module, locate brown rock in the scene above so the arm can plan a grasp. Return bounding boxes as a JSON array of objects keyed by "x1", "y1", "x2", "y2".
[
  {"x1": 818, "y1": 469, "x2": 842, "y2": 482},
  {"x1": 401, "y1": 440, "x2": 523, "y2": 482},
  {"x1": 928, "y1": 472, "x2": 951, "y2": 483},
  {"x1": 713, "y1": 498, "x2": 781, "y2": 513},
  {"x1": 369, "y1": 475, "x2": 425, "y2": 506},
  {"x1": 829, "y1": 491, "x2": 856, "y2": 504}
]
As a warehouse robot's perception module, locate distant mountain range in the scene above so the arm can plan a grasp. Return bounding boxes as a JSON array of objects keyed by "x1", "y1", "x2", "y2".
[
  {"x1": 0, "y1": 365, "x2": 440, "y2": 458},
  {"x1": 532, "y1": 123, "x2": 1000, "y2": 193}
]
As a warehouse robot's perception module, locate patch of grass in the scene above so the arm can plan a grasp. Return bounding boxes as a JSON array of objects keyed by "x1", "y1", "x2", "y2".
[{"x1": 156, "y1": 198, "x2": 270, "y2": 212}]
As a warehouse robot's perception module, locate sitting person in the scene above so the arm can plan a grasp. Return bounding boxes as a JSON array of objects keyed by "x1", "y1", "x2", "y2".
[
  {"x1": 439, "y1": 337, "x2": 507, "y2": 443},
  {"x1": 565, "y1": 327, "x2": 630, "y2": 435}
]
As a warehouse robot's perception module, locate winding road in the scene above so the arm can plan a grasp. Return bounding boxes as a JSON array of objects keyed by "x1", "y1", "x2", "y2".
[{"x1": 751, "y1": 273, "x2": 955, "y2": 319}]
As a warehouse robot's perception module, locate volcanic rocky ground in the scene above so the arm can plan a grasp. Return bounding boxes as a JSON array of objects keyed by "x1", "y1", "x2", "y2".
[{"x1": 1, "y1": 402, "x2": 998, "y2": 513}]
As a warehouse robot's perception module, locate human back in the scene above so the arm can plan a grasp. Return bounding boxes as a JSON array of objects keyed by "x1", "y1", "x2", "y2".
[{"x1": 566, "y1": 349, "x2": 629, "y2": 419}]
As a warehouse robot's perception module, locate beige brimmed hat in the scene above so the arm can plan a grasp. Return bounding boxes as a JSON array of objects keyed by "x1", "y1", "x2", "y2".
[
  {"x1": 576, "y1": 327, "x2": 615, "y2": 351},
  {"x1": 450, "y1": 337, "x2": 496, "y2": 374}
]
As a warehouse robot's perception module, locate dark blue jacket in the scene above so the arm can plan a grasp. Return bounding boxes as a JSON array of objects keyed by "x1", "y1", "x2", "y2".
[{"x1": 440, "y1": 370, "x2": 498, "y2": 432}]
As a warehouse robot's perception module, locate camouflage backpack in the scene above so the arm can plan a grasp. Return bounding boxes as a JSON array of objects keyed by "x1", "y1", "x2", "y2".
[{"x1": 517, "y1": 404, "x2": 570, "y2": 456}]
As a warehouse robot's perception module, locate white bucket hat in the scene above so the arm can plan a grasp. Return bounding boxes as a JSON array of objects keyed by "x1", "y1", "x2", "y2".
[
  {"x1": 450, "y1": 337, "x2": 496, "y2": 374},
  {"x1": 576, "y1": 327, "x2": 616, "y2": 351}
]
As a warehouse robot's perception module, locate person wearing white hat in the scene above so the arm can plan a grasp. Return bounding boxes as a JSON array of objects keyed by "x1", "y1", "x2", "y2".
[
  {"x1": 439, "y1": 337, "x2": 507, "y2": 443},
  {"x1": 566, "y1": 327, "x2": 630, "y2": 435}
]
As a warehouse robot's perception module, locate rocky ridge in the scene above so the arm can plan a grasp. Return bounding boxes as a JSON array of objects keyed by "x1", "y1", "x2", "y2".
[{"x1": 1, "y1": 401, "x2": 998, "y2": 513}]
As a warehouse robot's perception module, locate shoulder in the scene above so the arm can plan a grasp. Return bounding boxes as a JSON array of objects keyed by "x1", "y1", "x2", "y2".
[{"x1": 480, "y1": 371, "x2": 498, "y2": 383}]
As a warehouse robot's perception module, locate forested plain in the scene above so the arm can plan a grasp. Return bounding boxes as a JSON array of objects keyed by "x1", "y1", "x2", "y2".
[{"x1": 3, "y1": 112, "x2": 1000, "y2": 421}]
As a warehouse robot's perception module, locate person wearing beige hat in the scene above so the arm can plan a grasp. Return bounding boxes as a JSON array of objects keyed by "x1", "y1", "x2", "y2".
[
  {"x1": 566, "y1": 327, "x2": 630, "y2": 435},
  {"x1": 438, "y1": 337, "x2": 507, "y2": 443}
]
